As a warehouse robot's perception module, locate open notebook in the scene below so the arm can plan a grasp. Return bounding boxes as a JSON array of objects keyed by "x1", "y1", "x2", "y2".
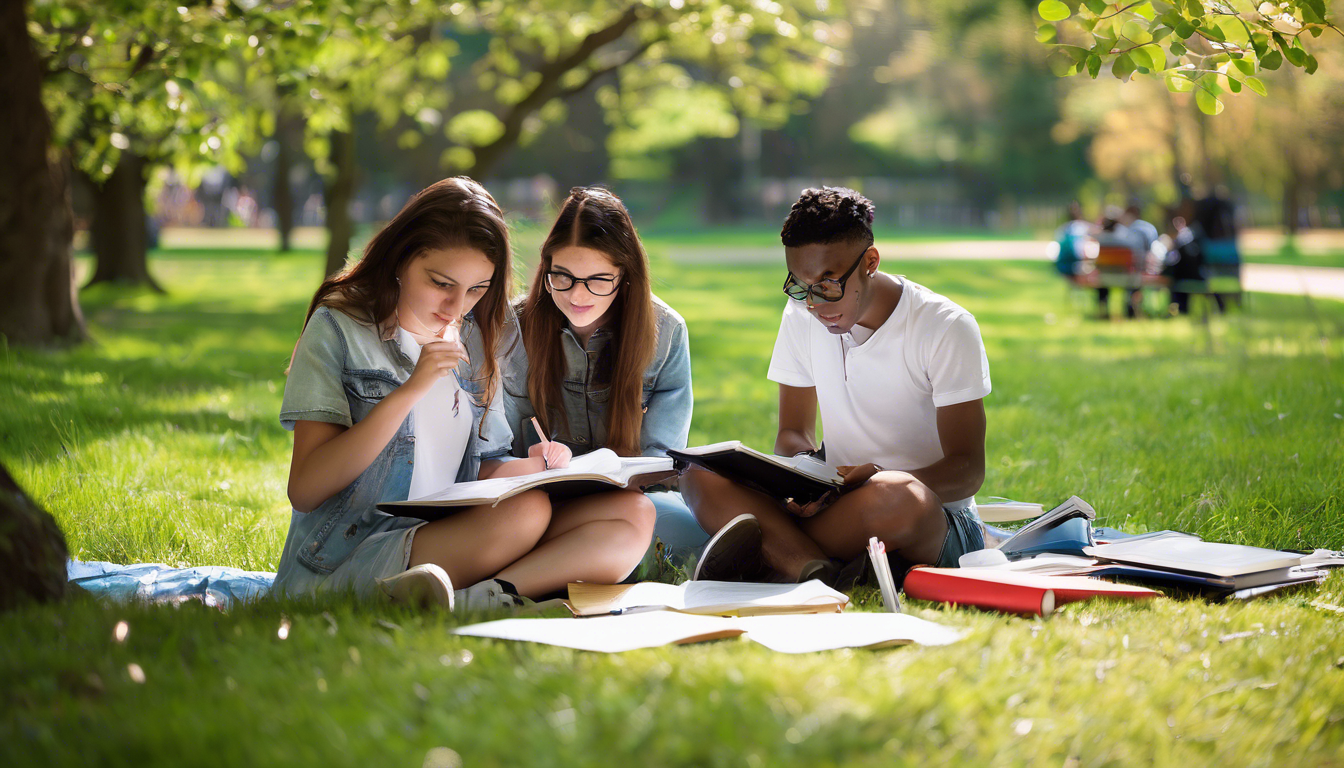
[
  {"x1": 566, "y1": 579, "x2": 849, "y2": 618},
  {"x1": 378, "y1": 449, "x2": 675, "y2": 520}
]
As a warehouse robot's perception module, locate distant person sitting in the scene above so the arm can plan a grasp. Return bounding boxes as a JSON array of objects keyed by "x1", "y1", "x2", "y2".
[
  {"x1": 1121, "y1": 203, "x2": 1162, "y2": 273},
  {"x1": 1092, "y1": 207, "x2": 1146, "y2": 320},
  {"x1": 1194, "y1": 186, "x2": 1240, "y2": 310},
  {"x1": 1053, "y1": 201, "x2": 1092, "y2": 278},
  {"x1": 1162, "y1": 206, "x2": 1205, "y2": 315}
]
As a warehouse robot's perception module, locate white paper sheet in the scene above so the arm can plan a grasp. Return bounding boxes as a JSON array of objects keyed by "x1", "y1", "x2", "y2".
[
  {"x1": 733, "y1": 613, "x2": 962, "y2": 653},
  {"x1": 452, "y1": 610, "x2": 963, "y2": 653},
  {"x1": 454, "y1": 611, "x2": 745, "y2": 653}
]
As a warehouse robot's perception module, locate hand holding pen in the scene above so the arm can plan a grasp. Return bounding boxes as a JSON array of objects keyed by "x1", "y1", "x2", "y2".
[{"x1": 528, "y1": 416, "x2": 571, "y2": 471}]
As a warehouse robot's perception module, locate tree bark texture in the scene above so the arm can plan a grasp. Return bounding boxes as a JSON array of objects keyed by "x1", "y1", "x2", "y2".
[
  {"x1": 0, "y1": 463, "x2": 70, "y2": 611},
  {"x1": 0, "y1": 0, "x2": 86, "y2": 346},
  {"x1": 87, "y1": 151, "x2": 161, "y2": 291},
  {"x1": 324, "y1": 129, "x2": 356, "y2": 277},
  {"x1": 273, "y1": 106, "x2": 299, "y2": 252}
]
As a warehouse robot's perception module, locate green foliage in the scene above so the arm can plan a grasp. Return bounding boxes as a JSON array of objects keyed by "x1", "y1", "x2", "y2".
[
  {"x1": 1035, "y1": 0, "x2": 1343, "y2": 106},
  {"x1": 31, "y1": 0, "x2": 847, "y2": 189},
  {"x1": 31, "y1": 1, "x2": 266, "y2": 181},
  {"x1": 450, "y1": 0, "x2": 846, "y2": 176}
]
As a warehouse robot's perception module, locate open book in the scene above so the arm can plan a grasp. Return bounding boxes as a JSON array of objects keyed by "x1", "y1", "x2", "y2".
[
  {"x1": 378, "y1": 449, "x2": 675, "y2": 520},
  {"x1": 566, "y1": 579, "x2": 848, "y2": 618},
  {"x1": 668, "y1": 441, "x2": 842, "y2": 505},
  {"x1": 993, "y1": 496, "x2": 1097, "y2": 557}
]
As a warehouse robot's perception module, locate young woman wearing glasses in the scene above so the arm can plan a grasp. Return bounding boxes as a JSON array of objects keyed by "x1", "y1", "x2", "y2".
[
  {"x1": 682, "y1": 186, "x2": 992, "y2": 584},
  {"x1": 502, "y1": 187, "x2": 704, "y2": 580}
]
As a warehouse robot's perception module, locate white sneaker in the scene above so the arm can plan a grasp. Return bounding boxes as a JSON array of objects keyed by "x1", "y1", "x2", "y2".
[
  {"x1": 377, "y1": 563, "x2": 455, "y2": 610},
  {"x1": 453, "y1": 579, "x2": 528, "y2": 614}
]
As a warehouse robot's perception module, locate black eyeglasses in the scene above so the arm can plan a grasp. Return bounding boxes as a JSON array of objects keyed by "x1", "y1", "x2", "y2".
[
  {"x1": 782, "y1": 247, "x2": 868, "y2": 303},
  {"x1": 546, "y1": 271, "x2": 620, "y2": 296}
]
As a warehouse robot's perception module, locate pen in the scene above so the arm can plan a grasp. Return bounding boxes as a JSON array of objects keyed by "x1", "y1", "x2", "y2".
[{"x1": 608, "y1": 605, "x2": 666, "y2": 616}]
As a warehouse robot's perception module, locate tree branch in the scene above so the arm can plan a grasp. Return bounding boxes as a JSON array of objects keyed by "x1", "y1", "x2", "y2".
[
  {"x1": 1099, "y1": 2, "x2": 1144, "y2": 20},
  {"x1": 468, "y1": 3, "x2": 655, "y2": 175},
  {"x1": 557, "y1": 34, "x2": 663, "y2": 99}
]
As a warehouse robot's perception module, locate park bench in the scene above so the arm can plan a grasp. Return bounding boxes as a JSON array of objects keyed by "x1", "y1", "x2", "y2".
[{"x1": 1068, "y1": 241, "x2": 1169, "y2": 317}]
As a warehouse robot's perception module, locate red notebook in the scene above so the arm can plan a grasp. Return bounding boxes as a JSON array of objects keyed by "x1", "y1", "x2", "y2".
[{"x1": 903, "y1": 567, "x2": 1161, "y2": 617}]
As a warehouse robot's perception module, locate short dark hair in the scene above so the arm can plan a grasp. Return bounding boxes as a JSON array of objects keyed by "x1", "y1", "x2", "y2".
[{"x1": 780, "y1": 186, "x2": 875, "y2": 248}]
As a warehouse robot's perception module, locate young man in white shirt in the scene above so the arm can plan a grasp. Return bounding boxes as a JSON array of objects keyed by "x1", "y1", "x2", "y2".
[{"x1": 683, "y1": 187, "x2": 991, "y2": 582}]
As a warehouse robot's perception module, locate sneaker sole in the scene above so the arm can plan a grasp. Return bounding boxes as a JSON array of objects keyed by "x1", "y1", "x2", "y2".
[{"x1": 692, "y1": 513, "x2": 762, "y2": 581}]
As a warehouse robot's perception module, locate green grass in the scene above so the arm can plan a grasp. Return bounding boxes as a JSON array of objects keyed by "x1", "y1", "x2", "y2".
[
  {"x1": 636, "y1": 226, "x2": 1039, "y2": 248},
  {"x1": 1241, "y1": 250, "x2": 1344, "y2": 269},
  {"x1": 3, "y1": 245, "x2": 1344, "y2": 766}
]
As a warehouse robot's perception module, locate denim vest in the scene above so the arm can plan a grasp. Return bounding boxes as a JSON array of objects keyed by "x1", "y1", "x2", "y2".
[
  {"x1": 500, "y1": 294, "x2": 692, "y2": 458},
  {"x1": 274, "y1": 306, "x2": 512, "y2": 582}
]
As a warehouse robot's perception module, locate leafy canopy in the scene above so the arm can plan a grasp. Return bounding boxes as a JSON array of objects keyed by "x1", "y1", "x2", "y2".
[{"x1": 1035, "y1": 0, "x2": 1342, "y2": 115}]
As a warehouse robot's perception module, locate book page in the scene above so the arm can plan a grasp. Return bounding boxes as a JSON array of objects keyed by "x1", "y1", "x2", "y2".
[
  {"x1": 567, "y1": 582, "x2": 688, "y2": 615},
  {"x1": 568, "y1": 580, "x2": 849, "y2": 616},
  {"x1": 400, "y1": 449, "x2": 671, "y2": 506},
  {"x1": 680, "y1": 580, "x2": 849, "y2": 614}
]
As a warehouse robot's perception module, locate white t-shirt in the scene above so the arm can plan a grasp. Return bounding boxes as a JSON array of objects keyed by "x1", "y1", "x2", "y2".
[
  {"x1": 396, "y1": 328, "x2": 472, "y2": 500},
  {"x1": 767, "y1": 276, "x2": 991, "y2": 507}
]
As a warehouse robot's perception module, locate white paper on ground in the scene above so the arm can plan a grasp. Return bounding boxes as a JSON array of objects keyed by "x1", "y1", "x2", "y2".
[
  {"x1": 453, "y1": 611, "x2": 744, "y2": 653},
  {"x1": 733, "y1": 613, "x2": 962, "y2": 653},
  {"x1": 452, "y1": 610, "x2": 962, "y2": 653}
]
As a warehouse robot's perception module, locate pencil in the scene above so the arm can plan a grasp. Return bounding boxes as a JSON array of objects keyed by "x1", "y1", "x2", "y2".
[{"x1": 531, "y1": 417, "x2": 549, "y2": 470}]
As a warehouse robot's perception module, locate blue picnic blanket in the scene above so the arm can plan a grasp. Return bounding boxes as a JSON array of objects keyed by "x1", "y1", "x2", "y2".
[{"x1": 68, "y1": 559, "x2": 274, "y2": 610}]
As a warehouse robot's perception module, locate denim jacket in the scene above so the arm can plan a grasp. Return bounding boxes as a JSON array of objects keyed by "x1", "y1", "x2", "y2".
[
  {"x1": 501, "y1": 294, "x2": 692, "y2": 459},
  {"x1": 273, "y1": 306, "x2": 512, "y2": 585}
]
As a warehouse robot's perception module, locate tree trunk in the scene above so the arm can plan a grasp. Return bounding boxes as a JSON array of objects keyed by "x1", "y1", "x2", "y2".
[
  {"x1": 324, "y1": 129, "x2": 356, "y2": 277},
  {"x1": 273, "y1": 106, "x2": 298, "y2": 253},
  {"x1": 0, "y1": 0, "x2": 86, "y2": 346},
  {"x1": 0, "y1": 463, "x2": 70, "y2": 612},
  {"x1": 86, "y1": 151, "x2": 161, "y2": 291},
  {"x1": 1282, "y1": 165, "x2": 1301, "y2": 236}
]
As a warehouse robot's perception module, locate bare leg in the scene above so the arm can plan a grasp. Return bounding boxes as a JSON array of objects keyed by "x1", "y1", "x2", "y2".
[
  {"x1": 681, "y1": 466, "x2": 826, "y2": 579},
  {"x1": 800, "y1": 471, "x2": 947, "y2": 566},
  {"x1": 407, "y1": 489, "x2": 552, "y2": 589},
  {"x1": 495, "y1": 489, "x2": 655, "y2": 597}
]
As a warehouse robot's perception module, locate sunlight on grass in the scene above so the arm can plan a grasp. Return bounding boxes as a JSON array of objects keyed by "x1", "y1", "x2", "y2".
[{"x1": 3, "y1": 246, "x2": 1343, "y2": 767}]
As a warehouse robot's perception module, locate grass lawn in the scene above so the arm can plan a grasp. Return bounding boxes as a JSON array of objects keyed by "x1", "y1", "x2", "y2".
[
  {"x1": 3, "y1": 243, "x2": 1344, "y2": 766},
  {"x1": 1241, "y1": 251, "x2": 1344, "y2": 269}
]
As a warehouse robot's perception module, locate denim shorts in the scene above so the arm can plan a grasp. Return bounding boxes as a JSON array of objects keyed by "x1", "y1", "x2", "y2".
[
  {"x1": 273, "y1": 514, "x2": 426, "y2": 601},
  {"x1": 935, "y1": 505, "x2": 986, "y2": 568}
]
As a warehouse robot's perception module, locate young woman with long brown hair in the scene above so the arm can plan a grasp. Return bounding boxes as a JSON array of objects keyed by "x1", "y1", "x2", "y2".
[
  {"x1": 274, "y1": 178, "x2": 654, "y2": 610},
  {"x1": 503, "y1": 187, "x2": 706, "y2": 570}
]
